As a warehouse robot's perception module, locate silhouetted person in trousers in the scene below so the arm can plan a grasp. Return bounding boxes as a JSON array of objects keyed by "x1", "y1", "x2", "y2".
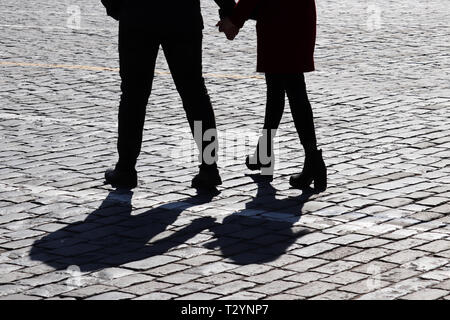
[
  {"x1": 100, "y1": 0, "x2": 235, "y2": 189},
  {"x1": 218, "y1": 0, "x2": 327, "y2": 192}
]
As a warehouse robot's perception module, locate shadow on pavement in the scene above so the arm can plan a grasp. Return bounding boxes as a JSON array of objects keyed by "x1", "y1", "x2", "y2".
[
  {"x1": 29, "y1": 175, "x2": 314, "y2": 272},
  {"x1": 29, "y1": 189, "x2": 219, "y2": 272},
  {"x1": 205, "y1": 174, "x2": 313, "y2": 264}
]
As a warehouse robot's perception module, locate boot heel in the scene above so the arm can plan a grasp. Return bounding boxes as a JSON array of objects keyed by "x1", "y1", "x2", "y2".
[
  {"x1": 260, "y1": 154, "x2": 275, "y2": 177},
  {"x1": 246, "y1": 134, "x2": 275, "y2": 175},
  {"x1": 290, "y1": 149, "x2": 327, "y2": 192},
  {"x1": 313, "y1": 150, "x2": 327, "y2": 192}
]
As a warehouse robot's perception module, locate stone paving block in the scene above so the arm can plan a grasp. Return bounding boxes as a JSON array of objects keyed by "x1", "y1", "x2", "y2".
[
  {"x1": 219, "y1": 291, "x2": 266, "y2": 300},
  {"x1": 311, "y1": 290, "x2": 358, "y2": 300},
  {"x1": 159, "y1": 272, "x2": 203, "y2": 285},
  {"x1": 0, "y1": 284, "x2": 30, "y2": 297},
  {"x1": 246, "y1": 269, "x2": 296, "y2": 284},
  {"x1": 416, "y1": 240, "x2": 450, "y2": 253},
  {"x1": 108, "y1": 274, "x2": 155, "y2": 288},
  {"x1": 0, "y1": 239, "x2": 36, "y2": 250},
  {"x1": 327, "y1": 234, "x2": 371, "y2": 245},
  {"x1": 230, "y1": 264, "x2": 273, "y2": 276},
  {"x1": 322, "y1": 271, "x2": 368, "y2": 286},
  {"x1": 351, "y1": 261, "x2": 398, "y2": 275},
  {"x1": 283, "y1": 258, "x2": 328, "y2": 273},
  {"x1": 187, "y1": 262, "x2": 238, "y2": 276},
  {"x1": 265, "y1": 293, "x2": 303, "y2": 300},
  {"x1": 0, "y1": 271, "x2": 34, "y2": 284},
  {"x1": 430, "y1": 204, "x2": 450, "y2": 214},
  {"x1": 86, "y1": 291, "x2": 136, "y2": 300},
  {"x1": 357, "y1": 286, "x2": 411, "y2": 300},
  {"x1": 341, "y1": 278, "x2": 391, "y2": 295},
  {"x1": 176, "y1": 292, "x2": 221, "y2": 300},
  {"x1": 121, "y1": 281, "x2": 174, "y2": 296},
  {"x1": 401, "y1": 288, "x2": 448, "y2": 300},
  {"x1": 394, "y1": 277, "x2": 439, "y2": 296},
  {"x1": 24, "y1": 283, "x2": 74, "y2": 298},
  {"x1": 382, "y1": 238, "x2": 429, "y2": 251},
  {"x1": 317, "y1": 246, "x2": 363, "y2": 261},
  {"x1": 401, "y1": 256, "x2": 449, "y2": 272},
  {"x1": 144, "y1": 263, "x2": 189, "y2": 277},
  {"x1": 134, "y1": 292, "x2": 178, "y2": 300},
  {"x1": 196, "y1": 273, "x2": 242, "y2": 286},
  {"x1": 357, "y1": 223, "x2": 400, "y2": 236},
  {"x1": 345, "y1": 248, "x2": 394, "y2": 263},
  {"x1": 436, "y1": 249, "x2": 450, "y2": 259},
  {"x1": 284, "y1": 272, "x2": 327, "y2": 284},
  {"x1": 91, "y1": 267, "x2": 135, "y2": 281},
  {"x1": 122, "y1": 255, "x2": 180, "y2": 271},
  {"x1": 432, "y1": 278, "x2": 450, "y2": 291},
  {"x1": 381, "y1": 250, "x2": 428, "y2": 265},
  {"x1": 206, "y1": 280, "x2": 256, "y2": 295},
  {"x1": 381, "y1": 228, "x2": 418, "y2": 240},
  {"x1": 162, "y1": 281, "x2": 213, "y2": 296},
  {"x1": 250, "y1": 280, "x2": 299, "y2": 295},
  {"x1": 264, "y1": 254, "x2": 302, "y2": 268},
  {"x1": 17, "y1": 272, "x2": 69, "y2": 287},
  {"x1": 0, "y1": 294, "x2": 42, "y2": 300},
  {"x1": 62, "y1": 285, "x2": 116, "y2": 298},
  {"x1": 0, "y1": 263, "x2": 23, "y2": 274},
  {"x1": 290, "y1": 243, "x2": 338, "y2": 258},
  {"x1": 178, "y1": 254, "x2": 222, "y2": 267},
  {"x1": 285, "y1": 281, "x2": 339, "y2": 298},
  {"x1": 293, "y1": 232, "x2": 335, "y2": 246},
  {"x1": 420, "y1": 269, "x2": 450, "y2": 282}
]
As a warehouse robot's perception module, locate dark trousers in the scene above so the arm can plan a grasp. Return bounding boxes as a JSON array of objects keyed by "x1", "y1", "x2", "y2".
[
  {"x1": 116, "y1": 22, "x2": 218, "y2": 171},
  {"x1": 262, "y1": 73, "x2": 318, "y2": 154}
]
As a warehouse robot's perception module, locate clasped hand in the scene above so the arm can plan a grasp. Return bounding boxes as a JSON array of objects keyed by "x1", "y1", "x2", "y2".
[{"x1": 216, "y1": 17, "x2": 239, "y2": 40}]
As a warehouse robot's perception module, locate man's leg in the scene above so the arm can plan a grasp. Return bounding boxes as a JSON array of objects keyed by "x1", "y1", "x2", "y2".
[
  {"x1": 161, "y1": 31, "x2": 221, "y2": 188},
  {"x1": 105, "y1": 22, "x2": 159, "y2": 188}
]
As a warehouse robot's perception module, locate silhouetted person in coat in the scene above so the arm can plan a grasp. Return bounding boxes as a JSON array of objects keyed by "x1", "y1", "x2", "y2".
[
  {"x1": 101, "y1": 0, "x2": 236, "y2": 189},
  {"x1": 218, "y1": 0, "x2": 327, "y2": 192}
]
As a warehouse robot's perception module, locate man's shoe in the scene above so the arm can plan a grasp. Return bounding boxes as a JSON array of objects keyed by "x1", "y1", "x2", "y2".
[
  {"x1": 104, "y1": 167, "x2": 138, "y2": 189},
  {"x1": 191, "y1": 164, "x2": 222, "y2": 189}
]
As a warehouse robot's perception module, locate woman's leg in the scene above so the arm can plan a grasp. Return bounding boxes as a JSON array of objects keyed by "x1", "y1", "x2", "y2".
[
  {"x1": 263, "y1": 73, "x2": 287, "y2": 132},
  {"x1": 284, "y1": 74, "x2": 318, "y2": 154},
  {"x1": 284, "y1": 74, "x2": 326, "y2": 192},
  {"x1": 247, "y1": 73, "x2": 286, "y2": 172}
]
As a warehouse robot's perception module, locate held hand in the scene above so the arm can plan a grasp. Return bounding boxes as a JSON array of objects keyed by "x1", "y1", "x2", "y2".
[{"x1": 216, "y1": 17, "x2": 239, "y2": 40}]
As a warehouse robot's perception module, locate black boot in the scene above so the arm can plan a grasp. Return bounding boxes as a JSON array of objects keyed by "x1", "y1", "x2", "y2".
[
  {"x1": 245, "y1": 134, "x2": 275, "y2": 177},
  {"x1": 104, "y1": 166, "x2": 138, "y2": 189},
  {"x1": 191, "y1": 164, "x2": 222, "y2": 189},
  {"x1": 289, "y1": 149, "x2": 327, "y2": 192}
]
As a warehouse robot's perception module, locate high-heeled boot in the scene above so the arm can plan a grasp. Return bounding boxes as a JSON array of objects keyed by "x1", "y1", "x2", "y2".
[
  {"x1": 289, "y1": 149, "x2": 327, "y2": 192},
  {"x1": 245, "y1": 134, "x2": 275, "y2": 177}
]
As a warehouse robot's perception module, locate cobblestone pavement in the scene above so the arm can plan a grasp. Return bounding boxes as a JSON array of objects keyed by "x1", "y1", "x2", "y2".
[{"x1": 0, "y1": 0, "x2": 449, "y2": 300}]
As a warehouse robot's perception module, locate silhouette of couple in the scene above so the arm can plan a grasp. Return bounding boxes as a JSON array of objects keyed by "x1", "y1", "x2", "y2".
[
  {"x1": 30, "y1": 176, "x2": 313, "y2": 271},
  {"x1": 101, "y1": 0, "x2": 327, "y2": 193}
]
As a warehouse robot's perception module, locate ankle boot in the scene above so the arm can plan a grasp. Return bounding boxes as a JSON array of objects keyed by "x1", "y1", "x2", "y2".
[
  {"x1": 245, "y1": 135, "x2": 275, "y2": 177},
  {"x1": 289, "y1": 149, "x2": 327, "y2": 192}
]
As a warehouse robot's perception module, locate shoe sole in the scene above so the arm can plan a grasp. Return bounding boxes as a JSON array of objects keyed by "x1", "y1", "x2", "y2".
[
  {"x1": 191, "y1": 178, "x2": 222, "y2": 190},
  {"x1": 104, "y1": 179, "x2": 137, "y2": 190}
]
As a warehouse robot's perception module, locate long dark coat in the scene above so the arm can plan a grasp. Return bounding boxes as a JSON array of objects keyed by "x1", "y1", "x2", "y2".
[{"x1": 230, "y1": 0, "x2": 317, "y2": 73}]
